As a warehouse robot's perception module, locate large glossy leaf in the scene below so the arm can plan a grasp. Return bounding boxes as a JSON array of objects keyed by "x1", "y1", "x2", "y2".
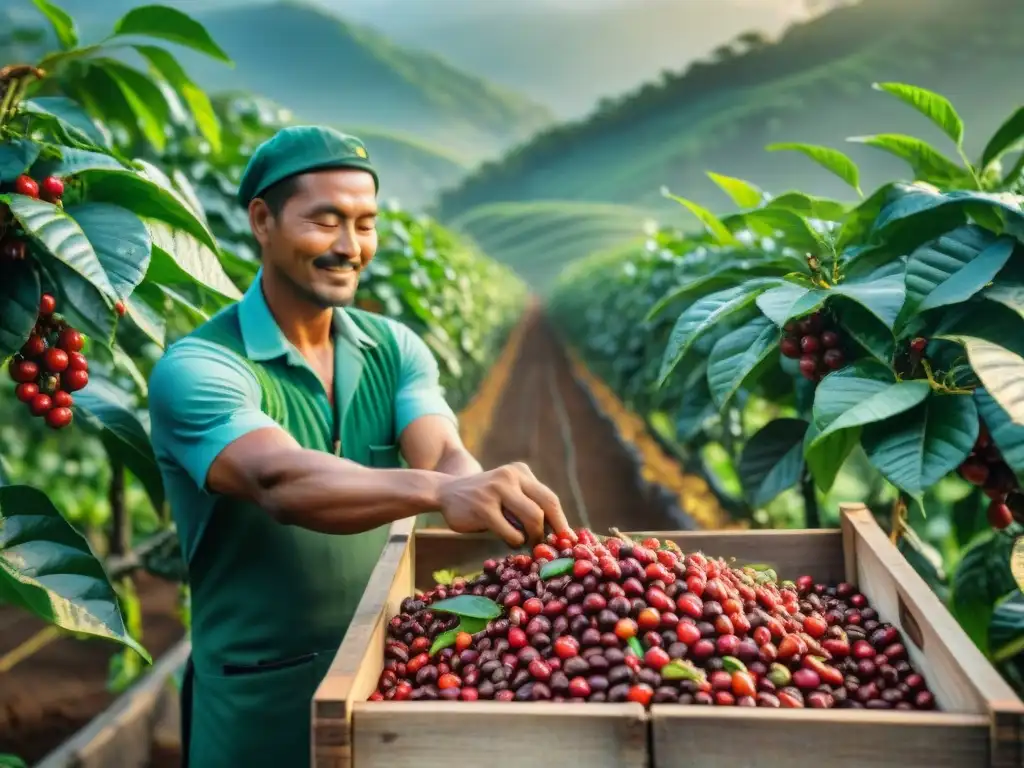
[
  {"x1": 755, "y1": 283, "x2": 825, "y2": 327},
  {"x1": 32, "y1": 0, "x2": 78, "y2": 49},
  {"x1": 145, "y1": 222, "x2": 241, "y2": 300},
  {"x1": 962, "y1": 339, "x2": 1024, "y2": 427},
  {"x1": 31, "y1": 146, "x2": 125, "y2": 179},
  {"x1": 765, "y1": 142, "x2": 861, "y2": 194},
  {"x1": 832, "y1": 297, "x2": 895, "y2": 364},
  {"x1": 743, "y1": 208, "x2": 823, "y2": 251},
  {"x1": 112, "y1": 5, "x2": 231, "y2": 62},
  {"x1": 661, "y1": 188, "x2": 737, "y2": 246},
  {"x1": 65, "y1": 203, "x2": 151, "y2": 299},
  {"x1": 811, "y1": 368, "x2": 930, "y2": 441},
  {"x1": 847, "y1": 134, "x2": 967, "y2": 184},
  {"x1": 646, "y1": 259, "x2": 789, "y2": 320},
  {"x1": 903, "y1": 226, "x2": 1011, "y2": 323},
  {"x1": 89, "y1": 58, "x2": 171, "y2": 152},
  {"x1": 861, "y1": 394, "x2": 978, "y2": 496},
  {"x1": 990, "y1": 592, "x2": 1024, "y2": 662},
  {"x1": 74, "y1": 377, "x2": 164, "y2": 515},
  {"x1": 706, "y1": 172, "x2": 763, "y2": 209},
  {"x1": 951, "y1": 531, "x2": 1016, "y2": 653},
  {"x1": 658, "y1": 282, "x2": 772, "y2": 383},
  {"x1": 5, "y1": 195, "x2": 117, "y2": 300},
  {"x1": 875, "y1": 184, "x2": 1024, "y2": 234},
  {"x1": 0, "y1": 485, "x2": 151, "y2": 661},
  {"x1": 21, "y1": 98, "x2": 109, "y2": 151},
  {"x1": 76, "y1": 169, "x2": 220, "y2": 253},
  {"x1": 124, "y1": 293, "x2": 166, "y2": 347},
  {"x1": 134, "y1": 45, "x2": 221, "y2": 153},
  {"x1": 981, "y1": 106, "x2": 1024, "y2": 172},
  {"x1": 738, "y1": 418, "x2": 808, "y2": 507},
  {"x1": 765, "y1": 192, "x2": 848, "y2": 222},
  {"x1": 872, "y1": 82, "x2": 964, "y2": 146},
  {"x1": 802, "y1": 419, "x2": 859, "y2": 493},
  {"x1": 706, "y1": 316, "x2": 778, "y2": 408},
  {"x1": 0, "y1": 257, "x2": 41, "y2": 364},
  {"x1": 976, "y1": 388, "x2": 1024, "y2": 477},
  {"x1": 830, "y1": 274, "x2": 906, "y2": 329},
  {"x1": 0, "y1": 139, "x2": 41, "y2": 183}
]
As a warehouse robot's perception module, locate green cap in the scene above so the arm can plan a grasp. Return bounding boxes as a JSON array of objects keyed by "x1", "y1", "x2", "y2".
[{"x1": 237, "y1": 125, "x2": 379, "y2": 206}]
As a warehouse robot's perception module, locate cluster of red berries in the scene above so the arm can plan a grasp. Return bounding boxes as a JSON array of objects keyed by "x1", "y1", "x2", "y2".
[
  {"x1": 1, "y1": 174, "x2": 65, "y2": 263},
  {"x1": 780, "y1": 312, "x2": 847, "y2": 382},
  {"x1": 958, "y1": 421, "x2": 1022, "y2": 530},
  {"x1": 372, "y1": 528, "x2": 935, "y2": 710},
  {"x1": 7, "y1": 294, "x2": 88, "y2": 429}
]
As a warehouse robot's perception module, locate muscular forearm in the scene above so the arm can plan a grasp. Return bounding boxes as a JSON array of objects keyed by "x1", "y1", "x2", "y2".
[{"x1": 253, "y1": 448, "x2": 444, "y2": 534}]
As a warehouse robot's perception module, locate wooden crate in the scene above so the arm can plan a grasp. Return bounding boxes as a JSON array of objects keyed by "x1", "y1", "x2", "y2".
[
  {"x1": 312, "y1": 517, "x2": 649, "y2": 768},
  {"x1": 650, "y1": 503, "x2": 1024, "y2": 768},
  {"x1": 313, "y1": 504, "x2": 1024, "y2": 768}
]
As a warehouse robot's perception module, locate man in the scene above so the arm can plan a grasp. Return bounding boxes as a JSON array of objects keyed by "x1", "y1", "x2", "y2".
[{"x1": 148, "y1": 125, "x2": 571, "y2": 767}]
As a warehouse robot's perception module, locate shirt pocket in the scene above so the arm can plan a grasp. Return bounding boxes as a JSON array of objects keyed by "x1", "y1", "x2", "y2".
[{"x1": 368, "y1": 443, "x2": 403, "y2": 468}]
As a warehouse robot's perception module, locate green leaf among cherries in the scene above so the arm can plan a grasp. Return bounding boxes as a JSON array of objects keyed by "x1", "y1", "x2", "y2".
[{"x1": 429, "y1": 595, "x2": 502, "y2": 620}]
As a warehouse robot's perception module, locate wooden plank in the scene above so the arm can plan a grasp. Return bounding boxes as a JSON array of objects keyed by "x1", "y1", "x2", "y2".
[
  {"x1": 841, "y1": 502, "x2": 1024, "y2": 767},
  {"x1": 351, "y1": 702, "x2": 648, "y2": 768},
  {"x1": 35, "y1": 638, "x2": 191, "y2": 768},
  {"x1": 652, "y1": 708, "x2": 991, "y2": 768}
]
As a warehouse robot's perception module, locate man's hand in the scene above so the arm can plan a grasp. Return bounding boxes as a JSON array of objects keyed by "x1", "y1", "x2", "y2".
[{"x1": 437, "y1": 462, "x2": 573, "y2": 548}]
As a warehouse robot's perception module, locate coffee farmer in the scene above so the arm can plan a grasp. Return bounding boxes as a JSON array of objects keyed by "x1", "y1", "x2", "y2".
[{"x1": 148, "y1": 125, "x2": 572, "y2": 767}]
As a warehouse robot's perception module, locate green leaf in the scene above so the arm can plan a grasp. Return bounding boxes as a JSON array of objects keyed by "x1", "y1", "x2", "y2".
[
  {"x1": 429, "y1": 595, "x2": 502, "y2": 620},
  {"x1": 706, "y1": 172, "x2": 763, "y2": 208},
  {"x1": 5, "y1": 195, "x2": 117, "y2": 300},
  {"x1": 0, "y1": 485, "x2": 151, "y2": 662},
  {"x1": 645, "y1": 259, "x2": 791, "y2": 321},
  {"x1": 76, "y1": 169, "x2": 221, "y2": 254},
  {"x1": 742, "y1": 208, "x2": 823, "y2": 251},
  {"x1": 872, "y1": 82, "x2": 965, "y2": 146},
  {"x1": 73, "y1": 376, "x2": 164, "y2": 515},
  {"x1": 861, "y1": 394, "x2": 978, "y2": 496},
  {"x1": 123, "y1": 293, "x2": 166, "y2": 347},
  {"x1": 145, "y1": 222, "x2": 241, "y2": 300},
  {"x1": 661, "y1": 187, "x2": 737, "y2": 246},
  {"x1": 42, "y1": 257, "x2": 117, "y2": 345},
  {"x1": 428, "y1": 616, "x2": 488, "y2": 657},
  {"x1": 811, "y1": 372, "x2": 930, "y2": 448},
  {"x1": 830, "y1": 275, "x2": 906, "y2": 330},
  {"x1": 661, "y1": 659, "x2": 706, "y2": 681},
  {"x1": 803, "y1": 419, "x2": 859, "y2": 493},
  {"x1": 88, "y1": 58, "x2": 170, "y2": 152},
  {"x1": 21, "y1": 98, "x2": 109, "y2": 151},
  {"x1": 765, "y1": 142, "x2": 862, "y2": 195},
  {"x1": 990, "y1": 593, "x2": 1024, "y2": 662},
  {"x1": 903, "y1": 226, "x2": 1011, "y2": 324},
  {"x1": 832, "y1": 298, "x2": 895, "y2": 364},
  {"x1": 32, "y1": 146, "x2": 124, "y2": 179},
  {"x1": 765, "y1": 192, "x2": 848, "y2": 222},
  {"x1": 65, "y1": 203, "x2": 151, "y2": 299},
  {"x1": 0, "y1": 259, "x2": 41, "y2": 363},
  {"x1": 755, "y1": 283, "x2": 825, "y2": 327},
  {"x1": 976, "y1": 389, "x2": 1024, "y2": 476},
  {"x1": 0, "y1": 754, "x2": 28, "y2": 768},
  {"x1": 847, "y1": 134, "x2": 967, "y2": 184},
  {"x1": 112, "y1": 5, "x2": 232, "y2": 62},
  {"x1": 658, "y1": 282, "x2": 774, "y2": 383},
  {"x1": 738, "y1": 418, "x2": 808, "y2": 507},
  {"x1": 627, "y1": 637, "x2": 645, "y2": 657},
  {"x1": 133, "y1": 45, "x2": 221, "y2": 154},
  {"x1": 0, "y1": 139, "x2": 41, "y2": 183},
  {"x1": 706, "y1": 316, "x2": 778, "y2": 408},
  {"x1": 31, "y1": 0, "x2": 78, "y2": 49},
  {"x1": 981, "y1": 106, "x2": 1024, "y2": 172},
  {"x1": 539, "y1": 557, "x2": 574, "y2": 579},
  {"x1": 963, "y1": 339, "x2": 1024, "y2": 427},
  {"x1": 951, "y1": 531, "x2": 1016, "y2": 653}
]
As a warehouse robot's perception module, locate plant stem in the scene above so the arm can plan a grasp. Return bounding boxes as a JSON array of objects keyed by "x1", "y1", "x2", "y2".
[
  {"x1": 108, "y1": 458, "x2": 129, "y2": 557},
  {"x1": 801, "y1": 469, "x2": 821, "y2": 529}
]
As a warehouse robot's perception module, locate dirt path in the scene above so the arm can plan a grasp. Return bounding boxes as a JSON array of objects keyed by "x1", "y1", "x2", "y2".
[
  {"x1": 0, "y1": 572, "x2": 184, "y2": 764},
  {"x1": 476, "y1": 311, "x2": 671, "y2": 534}
]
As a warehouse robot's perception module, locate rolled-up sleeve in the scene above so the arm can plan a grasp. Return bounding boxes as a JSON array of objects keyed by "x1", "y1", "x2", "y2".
[
  {"x1": 391, "y1": 322, "x2": 458, "y2": 437},
  {"x1": 148, "y1": 338, "x2": 280, "y2": 490}
]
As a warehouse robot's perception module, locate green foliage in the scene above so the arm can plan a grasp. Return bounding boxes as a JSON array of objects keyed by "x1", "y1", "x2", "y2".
[{"x1": 548, "y1": 80, "x2": 1024, "y2": 691}]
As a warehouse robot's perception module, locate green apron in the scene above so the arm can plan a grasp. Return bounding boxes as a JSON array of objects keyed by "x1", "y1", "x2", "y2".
[{"x1": 179, "y1": 306, "x2": 403, "y2": 768}]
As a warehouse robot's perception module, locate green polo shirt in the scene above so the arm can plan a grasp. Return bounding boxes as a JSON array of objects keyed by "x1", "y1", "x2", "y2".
[{"x1": 148, "y1": 275, "x2": 457, "y2": 566}]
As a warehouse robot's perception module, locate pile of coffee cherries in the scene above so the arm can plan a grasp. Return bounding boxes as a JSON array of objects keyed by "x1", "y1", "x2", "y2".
[
  {"x1": 779, "y1": 312, "x2": 847, "y2": 382},
  {"x1": 371, "y1": 528, "x2": 937, "y2": 710},
  {"x1": 6, "y1": 293, "x2": 88, "y2": 429}
]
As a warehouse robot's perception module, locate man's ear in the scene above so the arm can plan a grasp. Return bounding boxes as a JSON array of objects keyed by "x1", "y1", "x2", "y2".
[{"x1": 248, "y1": 198, "x2": 274, "y2": 248}]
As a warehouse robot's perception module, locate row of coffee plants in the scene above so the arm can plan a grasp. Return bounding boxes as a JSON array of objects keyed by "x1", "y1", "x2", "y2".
[
  {"x1": 0, "y1": 0, "x2": 526, "y2": 710},
  {"x1": 547, "y1": 82, "x2": 1024, "y2": 693}
]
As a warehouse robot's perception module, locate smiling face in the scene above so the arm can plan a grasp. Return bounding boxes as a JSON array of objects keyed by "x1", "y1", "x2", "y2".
[{"x1": 249, "y1": 168, "x2": 378, "y2": 308}]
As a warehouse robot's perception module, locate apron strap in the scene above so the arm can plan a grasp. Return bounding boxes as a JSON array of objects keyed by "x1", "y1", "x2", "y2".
[{"x1": 180, "y1": 655, "x2": 195, "y2": 768}]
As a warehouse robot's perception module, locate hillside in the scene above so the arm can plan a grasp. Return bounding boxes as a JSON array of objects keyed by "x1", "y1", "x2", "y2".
[
  {"x1": 3, "y1": 0, "x2": 554, "y2": 161},
  {"x1": 437, "y1": 0, "x2": 1024, "y2": 220}
]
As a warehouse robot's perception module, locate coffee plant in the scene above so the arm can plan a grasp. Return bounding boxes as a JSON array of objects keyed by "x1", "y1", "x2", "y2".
[
  {"x1": 0, "y1": 0, "x2": 526, "y2": 723},
  {"x1": 548, "y1": 82, "x2": 1024, "y2": 692}
]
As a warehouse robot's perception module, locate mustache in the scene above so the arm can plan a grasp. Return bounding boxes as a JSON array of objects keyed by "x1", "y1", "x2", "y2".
[{"x1": 312, "y1": 253, "x2": 359, "y2": 269}]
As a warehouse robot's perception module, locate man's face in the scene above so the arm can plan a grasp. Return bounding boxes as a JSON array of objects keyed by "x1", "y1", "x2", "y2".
[{"x1": 252, "y1": 169, "x2": 378, "y2": 308}]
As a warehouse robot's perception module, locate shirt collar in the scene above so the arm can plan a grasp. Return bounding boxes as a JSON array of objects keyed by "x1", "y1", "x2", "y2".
[{"x1": 238, "y1": 268, "x2": 377, "y2": 362}]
